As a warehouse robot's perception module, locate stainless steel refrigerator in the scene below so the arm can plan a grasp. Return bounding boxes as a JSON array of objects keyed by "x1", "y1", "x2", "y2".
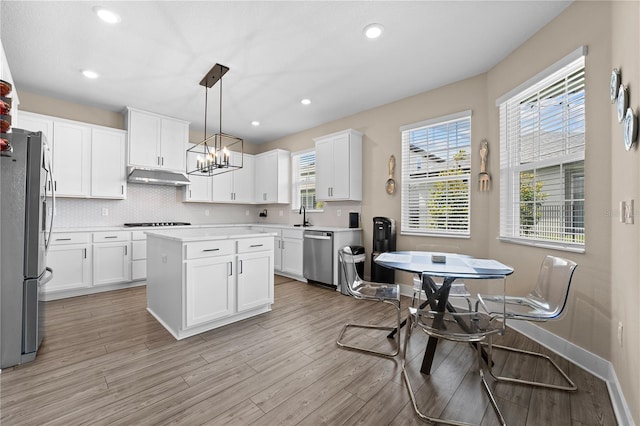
[{"x1": 1, "y1": 128, "x2": 54, "y2": 368}]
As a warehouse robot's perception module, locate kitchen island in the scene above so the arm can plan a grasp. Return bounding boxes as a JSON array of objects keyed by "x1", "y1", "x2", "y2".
[{"x1": 145, "y1": 227, "x2": 276, "y2": 339}]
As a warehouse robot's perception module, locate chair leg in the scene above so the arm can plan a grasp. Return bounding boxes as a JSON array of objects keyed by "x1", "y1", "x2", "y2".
[
  {"x1": 482, "y1": 342, "x2": 577, "y2": 391},
  {"x1": 400, "y1": 315, "x2": 475, "y2": 426},
  {"x1": 477, "y1": 339, "x2": 506, "y2": 426},
  {"x1": 336, "y1": 300, "x2": 401, "y2": 358}
]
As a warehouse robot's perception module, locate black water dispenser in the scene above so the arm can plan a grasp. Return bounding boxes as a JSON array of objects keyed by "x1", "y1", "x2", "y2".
[{"x1": 371, "y1": 217, "x2": 396, "y2": 283}]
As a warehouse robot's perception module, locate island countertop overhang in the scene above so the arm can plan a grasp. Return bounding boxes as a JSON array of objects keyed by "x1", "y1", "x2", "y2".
[{"x1": 145, "y1": 227, "x2": 278, "y2": 242}]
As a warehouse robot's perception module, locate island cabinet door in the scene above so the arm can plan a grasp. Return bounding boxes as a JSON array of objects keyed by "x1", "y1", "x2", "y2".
[
  {"x1": 237, "y1": 251, "x2": 274, "y2": 312},
  {"x1": 184, "y1": 255, "x2": 235, "y2": 327}
]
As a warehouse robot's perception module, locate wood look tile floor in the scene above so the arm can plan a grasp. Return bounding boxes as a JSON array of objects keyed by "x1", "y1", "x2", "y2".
[{"x1": 0, "y1": 277, "x2": 616, "y2": 425}]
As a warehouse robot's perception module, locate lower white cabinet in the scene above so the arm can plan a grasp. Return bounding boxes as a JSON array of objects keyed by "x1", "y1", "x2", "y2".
[
  {"x1": 44, "y1": 243, "x2": 92, "y2": 293},
  {"x1": 237, "y1": 248, "x2": 274, "y2": 312},
  {"x1": 93, "y1": 242, "x2": 131, "y2": 286},
  {"x1": 185, "y1": 255, "x2": 235, "y2": 327},
  {"x1": 146, "y1": 233, "x2": 274, "y2": 339},
  {"x1": 281, "y1": 229, "x2": 303, "y2": 277},
  {"x1": 44, "y1": 230, "x2": 134, "y2": 299}
]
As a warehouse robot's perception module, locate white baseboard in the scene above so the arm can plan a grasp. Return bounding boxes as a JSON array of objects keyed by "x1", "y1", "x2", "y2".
[{"x1": 398, "y1": 283, "x2": 635, "y2": 426}]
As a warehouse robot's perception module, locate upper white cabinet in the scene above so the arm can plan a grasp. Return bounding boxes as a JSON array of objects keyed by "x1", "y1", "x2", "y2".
[
  {"x1": 91, "y1": 128, "x2": 127, "y2": 198},
  {"x1": 314, "y1": 129, "x2": 362, "y2": 201},
  {"x1": 126, "y1": 107, "x2": 188, "y2": 172},
  {"x1": 255, "y1": 149, "x2": 290, "y2": 204},
  {"x1": 18, "y1": 112, "x2": 126, "y2": 199},
  {"x1": 184, "y1": 152, "x2": 255, "y2": 204}
]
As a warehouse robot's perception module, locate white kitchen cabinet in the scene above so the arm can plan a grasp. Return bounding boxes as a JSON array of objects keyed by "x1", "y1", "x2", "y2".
[
  {"x1": 237, "y1": 250, "x2": 273, "y2": 312},
  {"x1": 126, "y1": 107, "x2": 188, "y2": 172},
  {"x1": 184, "y1": 174, "x2": 213, "y2": 202},
  {"x1": 131, "y1": 231, "x2": 147, "y2": 281},
  {"x1": 93, "y1": 232, "x2": 131, "y2": 286},
  {"x1": 18, "y1": 112, "x2": 126, "y2": 199},
  {"x1": 91, "y1": 127, "x2": 126, "y2": 198},
  {"x1": 185, "y1": 153, "x2": 255, "y2": 204},
  {"x1": 281, "y1": 229, "x2": 304, "y2": 277},
  {"x1": 52, "y1": 121, "x2": 92, "y2": 197},
  {"x1": 185, "y1": 255, "x2": 235, "y2": 327},
  {"x1": 314, "y1": 129, "x2": 363, "y2": 201},
  {"x1": 16, "y1": 112, "x2": 53, "y2": 142},
  {"x1": 255, "y1": 149, "x2": 290, "y2": 204},
  {"x1": 44, "y1": 233, "x2": 92, "y2": 294},
  {"x1": 146, "y1": 232, "x2": 274, "y2": 339}
]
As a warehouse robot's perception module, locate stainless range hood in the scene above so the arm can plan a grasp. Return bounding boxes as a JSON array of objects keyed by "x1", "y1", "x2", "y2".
[{"x1": 127, "y1": 167, "x2": 190, "y2": 186}]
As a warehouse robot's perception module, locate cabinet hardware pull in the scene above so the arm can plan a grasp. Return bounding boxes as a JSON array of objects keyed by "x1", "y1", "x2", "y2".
[
  {"x1": 84, "y1": 248, "x2": 87, "y2": 258},
  {"x1": 239, "y1": 260, "x2": 243, "y2": 274},
  {"x1": 250, "y1": 244, "x2": 263, "y2": 248},
  {"x1": 161, "y1": 157, "x2": 164, "y2": 166},
  {"x1": 157, "y1": 156, "x2": 161, "y2": 165},
  {"x1": 56, "y1": 238, "x2": 71, "y2": 241},
  {"x1": 121, "y1": 185, "x2": 124, "y2": 195},
  {"x1": 54, "y1": 181, "x2": 57, "y2": 191},
  {"x1": 125, "y1": 246, "x2": 128, "y2": 255},
  {"x1": 228, "y1": 261, "x2": 233, "y2": 276},
  {"x1": 189, "y1": 190, "x2": 192, "y2": 198},
  {"x1": 105, "y1": 236, "x2": 117, "y2": 239},
  {"x1": 202, "y1": 248, "x2": 219, "y2": 252}
]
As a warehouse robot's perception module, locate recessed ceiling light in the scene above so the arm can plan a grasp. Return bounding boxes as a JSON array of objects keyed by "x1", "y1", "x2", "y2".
[
  {"x1": 93, "y1": 6, "x2": 121, "y2": 24},
  {"x1": 363, "y1": 23, "x2": 384, "y2": 39},
  {"x1": 251, "y1": 121, "x2": 260, "y2": 127},
  {"x1": 82, "y1": 70, "x2": 99, "y2": 79},
  {"x1": 301, "y1": 99, "x2": 311, "y2": 106}
]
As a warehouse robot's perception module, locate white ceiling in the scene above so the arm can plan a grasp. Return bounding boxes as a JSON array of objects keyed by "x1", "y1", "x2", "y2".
[{"x1": 1, "y1": 1, "x2": 571, "y2": 144}]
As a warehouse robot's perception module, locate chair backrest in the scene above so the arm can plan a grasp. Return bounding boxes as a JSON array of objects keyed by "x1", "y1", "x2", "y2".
[
  {"x1": 339, "y1": 246, "x2": 364, "y2": 295},
  {"x1": 528, "y1": 255, "x2": 577, "y2": 319}
]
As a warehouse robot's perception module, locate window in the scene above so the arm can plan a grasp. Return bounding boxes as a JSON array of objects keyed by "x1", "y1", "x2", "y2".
[
  {"x1": 291, "y1": 150, "x2": 322, "y2": 210},
  {"x1": 400, "y1": 111, "x2": 471, "y2": 236},
  {"x1": 498, "y1": 47, "x2": 586, "y2": 251}
]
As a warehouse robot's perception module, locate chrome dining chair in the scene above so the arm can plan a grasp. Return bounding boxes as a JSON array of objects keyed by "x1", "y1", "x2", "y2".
[
  {"x1": 401, "y1": 276, "x2": 507, "y2": 426},
  {"x1": 337, "y1": 246, "x2": 401, "y2": 358},
  {"x1": 476, "y1": 255, "x2": 578, "y2": 391}
]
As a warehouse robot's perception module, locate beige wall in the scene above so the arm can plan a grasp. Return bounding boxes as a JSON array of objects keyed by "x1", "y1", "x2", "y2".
[
  {"x1": 611, "y1": 1, "x2": 640, "y2": 423},
  {"x1": 262, "y1": 1, "x2": 637, "y2": 421}
]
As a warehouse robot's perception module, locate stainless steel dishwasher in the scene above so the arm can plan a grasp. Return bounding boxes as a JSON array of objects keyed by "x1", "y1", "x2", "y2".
[{"x1": 303, "y1": 230, "x2": 334, "y2": 285}]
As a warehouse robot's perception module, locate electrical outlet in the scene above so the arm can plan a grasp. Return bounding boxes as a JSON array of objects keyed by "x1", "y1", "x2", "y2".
[
  {"x1": 620, "y1": 200, "x2": 634, "y2": 224},
  {"x1": 161, "y1": 255, "x2": 168, "y2": 264},
  {"x1": 618, "y1": 321, "x2": 624, "y2": 347},
  {"x1": 337, "y1": 209, "x2": 342, "y2": 217},
  {"x1": 101, "y1": 208, "x2": 109, "y2": 217}
]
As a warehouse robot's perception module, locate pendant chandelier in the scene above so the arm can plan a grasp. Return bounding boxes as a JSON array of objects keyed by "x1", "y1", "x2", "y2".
[{"x1": 186, "y1": 63, "x2": 243, "y2": 176}]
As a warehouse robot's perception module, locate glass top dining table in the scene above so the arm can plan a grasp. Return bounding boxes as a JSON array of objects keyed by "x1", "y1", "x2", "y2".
[{"x1": 374, "y1": 251, "x2": 514, "y2": 374}]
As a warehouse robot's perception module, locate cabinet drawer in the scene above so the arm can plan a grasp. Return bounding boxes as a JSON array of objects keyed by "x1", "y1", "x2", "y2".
[
  {"x1": 93, "y1": 231, "x2": 130, "y2": 243},
  {"x1": 237, "y1": 237, "x2": 274, "y2": 254},
  {"x1": 132, "y1": 240, "x2": 147, "y2": 260},
  {"x1": 51, "y1": 232, "x2": 91, "y2": 245},
  {"x1": 131, "y1": 231, "x2": 147, "y2": 241},
  {"x1": 282, "y1": 229, "x2": 303, "y2": 240},
  {"x1": 185, "y1": 240, "x2": 234, "y2": 260}
]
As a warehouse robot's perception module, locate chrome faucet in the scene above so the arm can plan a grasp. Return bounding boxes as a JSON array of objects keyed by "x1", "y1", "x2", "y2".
[{"x1": 299, "y1": 205, "x2": 310, "y2": 226}]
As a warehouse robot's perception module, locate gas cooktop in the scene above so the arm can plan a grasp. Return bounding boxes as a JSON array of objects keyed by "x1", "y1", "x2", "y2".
[{"x1": 123, "y1": 222, "x2": 191, "y2": 227}]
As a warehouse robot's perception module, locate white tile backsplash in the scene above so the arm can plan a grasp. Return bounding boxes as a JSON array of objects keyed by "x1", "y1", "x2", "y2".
[{"x1": 52, "y1": 184, "x2": 259, "y2": 228}]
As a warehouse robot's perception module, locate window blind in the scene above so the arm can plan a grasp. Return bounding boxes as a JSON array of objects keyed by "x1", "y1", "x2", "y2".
[
  {"x1": 499, "y1": 53, "x2": 585, "y2": 251},
  {"x1": 401, "y1": 111, "x2": 471, "y2": 236},
  {"x1": 291, "y1": 150, "x2": 319, "y2": 210}
]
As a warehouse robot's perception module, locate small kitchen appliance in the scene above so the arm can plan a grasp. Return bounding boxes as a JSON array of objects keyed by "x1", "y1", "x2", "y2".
[{"x1": 371, "y1": 217, "x2": 396, "y2": 283}]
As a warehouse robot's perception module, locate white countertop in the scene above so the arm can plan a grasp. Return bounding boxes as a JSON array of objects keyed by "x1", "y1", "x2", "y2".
[
  {"x1": 53, "y1": 223, "x2": 361, "y2": 233},
  {"x1": 145, "y1": 227, "x2": 278, "y2": 242}
]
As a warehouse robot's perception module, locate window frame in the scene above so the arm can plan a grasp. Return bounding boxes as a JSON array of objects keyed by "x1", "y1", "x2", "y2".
[
  {"x1": 291, "y1": 148, "x2": 323, "y2": 212},
  {"x1": 497, "y1": 46, "x2": 587, "y2": 253},
  {"x1": 400, "y1": 110, "x2": 472, "y2": 238}
]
